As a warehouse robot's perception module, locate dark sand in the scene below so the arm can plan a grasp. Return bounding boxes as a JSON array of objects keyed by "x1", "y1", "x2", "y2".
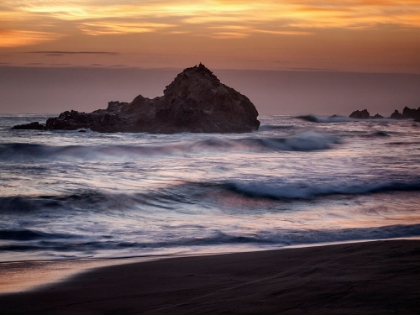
[{"x1": 1, "y1": 240, "x2": 420, "y2": 314}]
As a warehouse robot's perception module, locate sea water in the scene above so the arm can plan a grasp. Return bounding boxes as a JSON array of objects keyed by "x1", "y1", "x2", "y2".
[{"x1": 1, "y1": 114, "x2": 420, "y2": 261}]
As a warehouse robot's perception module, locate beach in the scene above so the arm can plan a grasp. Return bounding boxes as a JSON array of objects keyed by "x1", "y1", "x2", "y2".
[{"x1": 1, "y1": 240, "x2": 419, "y2": 314}]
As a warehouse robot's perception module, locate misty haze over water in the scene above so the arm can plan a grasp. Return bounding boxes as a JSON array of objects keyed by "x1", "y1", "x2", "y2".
[{"x1": 1, "y1": 66, "x2": 420, "y2": 116}]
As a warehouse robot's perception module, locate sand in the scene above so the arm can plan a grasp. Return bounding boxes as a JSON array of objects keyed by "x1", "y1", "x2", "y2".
[{"x1": 0, "y1": 240, "x2": 419, "y2": 314}]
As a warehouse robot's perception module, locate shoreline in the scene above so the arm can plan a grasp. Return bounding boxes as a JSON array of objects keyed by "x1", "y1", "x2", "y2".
[
  {"x1": 1, "y1": 238, "x2": 417, "y2": 295},
  {"x1": 1, "y1": 237, "x2": 419, "y2": 294},
  {"x1": 1, "y1": 239, "x2": 420, "y2": 314}
]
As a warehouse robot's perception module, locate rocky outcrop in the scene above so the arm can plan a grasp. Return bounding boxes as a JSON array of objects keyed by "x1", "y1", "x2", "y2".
[
  {"x1": 389, "y1": 107, "x2": 420, "y2": 120},
  {"x1": 13, "y1": 64, "x2": 260, "y2": 133},
  {"x1": 349, "y1": 107, "x2": 420, "y2": 120},
  {"x1": 349, "y1": 109, "x2": 370, "y2": 119}
]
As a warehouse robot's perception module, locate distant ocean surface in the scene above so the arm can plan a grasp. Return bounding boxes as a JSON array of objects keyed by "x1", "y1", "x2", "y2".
[{"x1": 1, "y1": 114, "x2": 420, "y2": 262}]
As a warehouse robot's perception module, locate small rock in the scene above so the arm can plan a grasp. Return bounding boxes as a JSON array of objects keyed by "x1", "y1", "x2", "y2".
[
  {"x1": 12, "y1": 122, "x2": 46, "y2": 130},
  {"x1": 390, "y1": 110, "x2": 403, "y2": 119},
  {"x1": 349, "y1": 109, "x2": 370, "y2": 119}
]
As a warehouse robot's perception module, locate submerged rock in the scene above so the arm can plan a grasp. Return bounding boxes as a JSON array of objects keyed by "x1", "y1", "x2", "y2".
[
  {"x1": 297, "y1": 115, "x2": 319, "y2": 123},
  {"x1": 14, "y1": 64, "x2": 260, "y2": 133},
  {"x1": 12, "y1": 122, "x2": 46, "y2": 130}
]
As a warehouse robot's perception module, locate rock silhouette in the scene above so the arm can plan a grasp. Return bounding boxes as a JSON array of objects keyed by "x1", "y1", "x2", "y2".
[
  {"x1": 349, "y1": 109, "x2": 370, "y2": 119},
  {"x1": 402, "y1": 107, "x2": 420, "y2": 120},
  {"x1": 14, "y1": 64, "x2": 260, "y2": 133},
  {"x1": 390, "y1": 110, "x2": 403, "y2": 119},
  {"x1": 349, "y1": 107, "x2": 420, "y2": 120},
  {"x1": 12, "y1": 122, "x2": 46, "y2": 130}
]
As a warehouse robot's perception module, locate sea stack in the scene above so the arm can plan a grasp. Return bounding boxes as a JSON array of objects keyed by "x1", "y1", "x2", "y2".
[{"x1": 13, "y1": 64, "x2": 260, "y2": 133}]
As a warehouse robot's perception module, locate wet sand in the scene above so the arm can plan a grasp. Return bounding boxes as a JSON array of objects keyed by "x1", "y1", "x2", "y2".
[{"x1": 1, "y1": 240, "x2": 419, "y2": 314}]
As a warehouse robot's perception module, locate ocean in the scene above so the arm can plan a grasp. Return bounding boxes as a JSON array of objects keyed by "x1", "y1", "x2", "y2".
[{"x1": 1, "y1": 114, "x2": 420, "y2": 262}]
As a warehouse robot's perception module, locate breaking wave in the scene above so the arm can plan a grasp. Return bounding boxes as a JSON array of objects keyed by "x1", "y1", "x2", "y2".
[
  {"x1": 0, "y1": 132, "x2": 339, "y2": 161},
  {"x1": 2, "y1": 179, "x2": 420, "y2": 215}
]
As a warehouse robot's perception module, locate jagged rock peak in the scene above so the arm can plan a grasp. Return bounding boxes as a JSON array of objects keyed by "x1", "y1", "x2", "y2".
[
  {"x1": 180, "y1": 63, "x2": 219, "y2": 82},
  {"x1": 163, "y1": 63, "x2": 220, "y2": 97},
  {"x1": 349, "y1": 109, "x2": 370, "y2": 119}
]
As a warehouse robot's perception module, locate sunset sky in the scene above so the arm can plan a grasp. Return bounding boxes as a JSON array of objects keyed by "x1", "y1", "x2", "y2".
[
  {"x1": 1, "y1": 0, "x2": 420, "y2": 72},
  {"x1": 1, "y1": 1, "x2": 420, "y2": 114}
]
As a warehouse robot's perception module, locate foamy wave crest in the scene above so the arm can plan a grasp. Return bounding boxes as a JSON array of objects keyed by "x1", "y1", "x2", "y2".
[{"x1": 0, "y1": 133, "x2": 339, "y2": 161}]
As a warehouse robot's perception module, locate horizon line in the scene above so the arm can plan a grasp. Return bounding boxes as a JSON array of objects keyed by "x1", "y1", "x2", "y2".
[{"x1": 1, "y1": 64, "x2": 420, "y2": 76}]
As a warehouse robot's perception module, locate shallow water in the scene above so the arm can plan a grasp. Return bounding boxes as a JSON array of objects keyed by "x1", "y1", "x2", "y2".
[{"x1": 1, "y1": 114, "x2": 420, "y2": 261}]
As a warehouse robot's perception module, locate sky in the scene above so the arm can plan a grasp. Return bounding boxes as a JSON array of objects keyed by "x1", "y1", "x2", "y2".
[{"x1": 1, "y1": 0, "x2": 420, "y2": 114}]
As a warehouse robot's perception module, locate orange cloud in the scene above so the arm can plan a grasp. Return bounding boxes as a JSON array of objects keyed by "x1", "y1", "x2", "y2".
[
  {"x1": 80, "y1": 22, "x2": 175, "y2": 35},
  {"x1": 0, "y1": 29, "x2": 62, "y2": 47},
  {"x1": 10, "y1": 0, "x2": 418, "y2": 27},
  {"x1": 254, "y1": 30, "x2": 313, "y2": 35},
  {"x1": 207, "y1": 31, "x2": 249, "y2": 39},
  {"x1": 1, "y1": 0, "x2": 419, "y2": 46}
]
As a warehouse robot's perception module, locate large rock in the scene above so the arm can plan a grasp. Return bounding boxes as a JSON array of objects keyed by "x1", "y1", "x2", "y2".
[{"x1": 14, "y1": 64, "x2": 260, "y2": 133}]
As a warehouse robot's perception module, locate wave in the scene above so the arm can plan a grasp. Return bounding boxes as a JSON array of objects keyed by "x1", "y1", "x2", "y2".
[
  {"x1": 388, "y1": 141, "x2": 420, "y2": 146},
  {"x1": 258, "y1": 125, "x2": 294, "y2": 131},
  {"x1": 214, "y1": 180, "x2": 420, "y2": 200},
  {"x1": 373, "y1": 131, "x2": 390, "y2": 137},
  {"x1": 3, "y1": 179, "x2": 420, "y2": 216},
  {"x1": 297, "y1": 115, "x2": 398, "y2": 123},
  {"x1": 0, "y1": 229, "x2": 74, "y2": 241},
  {"x1": 0, "y1": 132, "x2": 339, "y2": 161},
  {"x1": 297, "y1": 115, "x2": 354, "y2": 123},
  {"x1": 0, "y1": 189, "x2": 183, "y2": 214},
  {"x1": 1, "y1": 224, "x2": 419, "y2": 253}
]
